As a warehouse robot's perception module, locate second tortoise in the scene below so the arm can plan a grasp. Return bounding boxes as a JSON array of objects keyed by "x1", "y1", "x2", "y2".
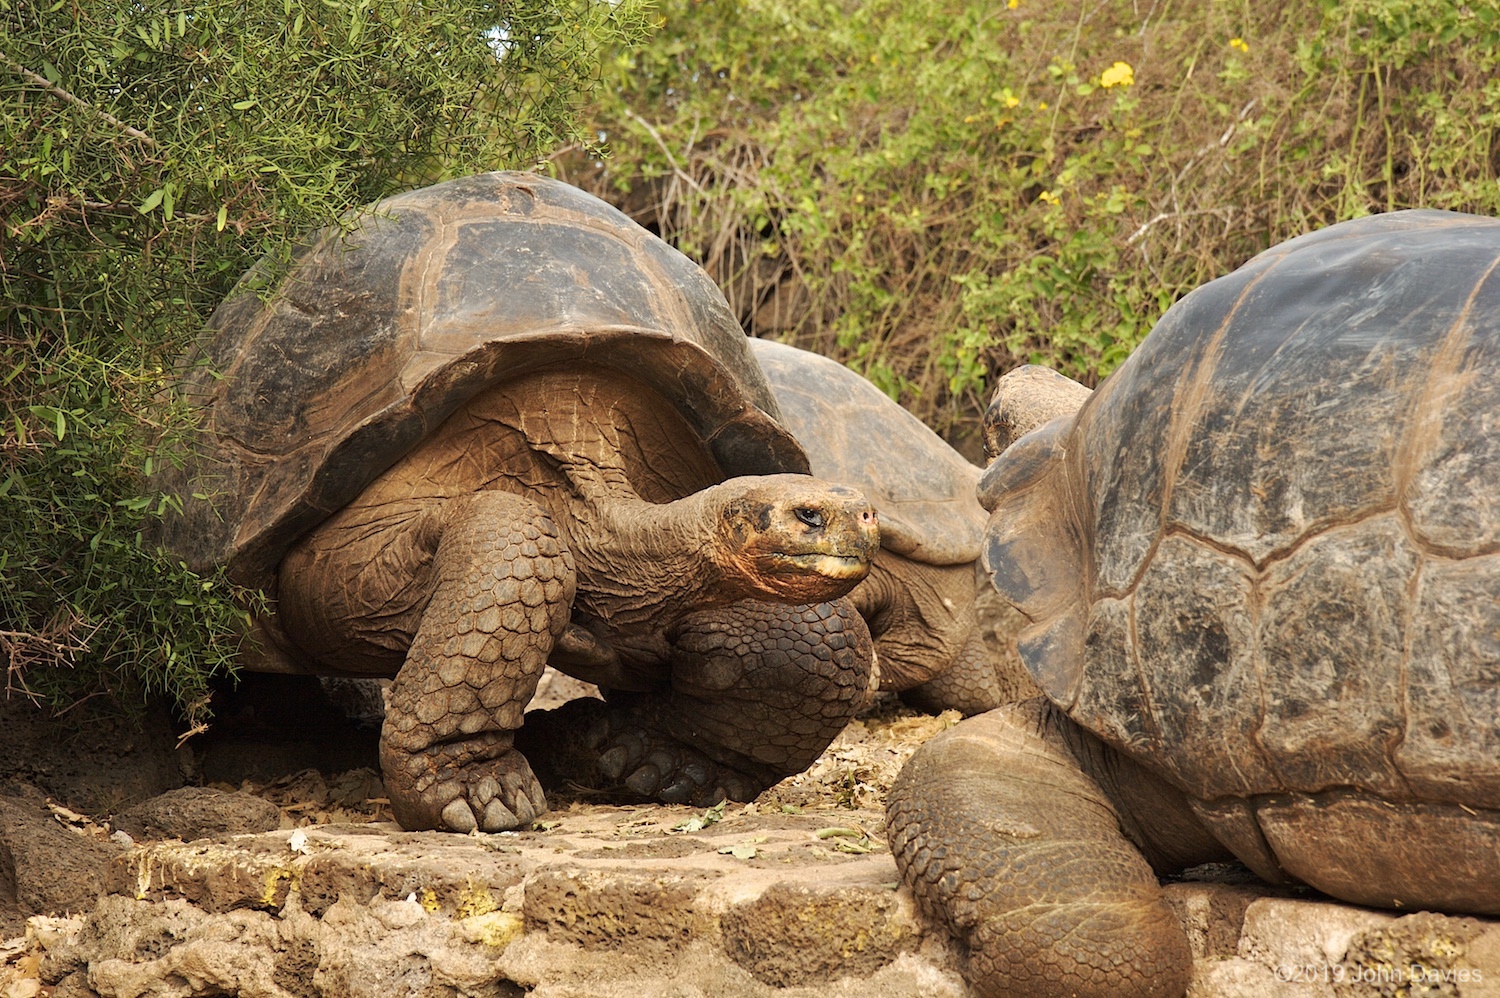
[{"x1": 750, "y1": 338, "x2": 1035, "y2": 716}]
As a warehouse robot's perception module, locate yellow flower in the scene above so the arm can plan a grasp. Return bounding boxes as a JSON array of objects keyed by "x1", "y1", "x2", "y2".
[
  {"x1": 1004, "y1": 95, "x2": 1020, "y2": 109},
  {"x1": 1007, "y1": 0, "x2": 1019, "y2": 8},
  {"x1": 1038, "y1": 190, "x2": 1060, "y2": 206},
  {"x1": 1099, "y1": 61, "x2": 1134, "y2": 88},
  {"x1": 1229, "y1": 37, "x2": 1249, "y2": 53}
]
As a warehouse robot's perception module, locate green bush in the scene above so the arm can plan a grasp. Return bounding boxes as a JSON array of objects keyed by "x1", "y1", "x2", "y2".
[
  {"x1": 575, "y1": 0, "x2": 1500, "y2": 441},
  {"x1": 1, "y1": 0, "x2": 651, "y2": 719}
]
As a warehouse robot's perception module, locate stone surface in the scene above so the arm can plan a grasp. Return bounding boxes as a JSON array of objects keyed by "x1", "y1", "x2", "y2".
[
  {"x1": 9, "y1": 800, "x2": 1500, "y2": 998},
  {"x1": 114, "y1": 786, "x2": 283, "y2": 841},
  {"x1": 0, "y1": 698, "x2": 185, "y2": 816},
  {"x1": 4, "y1": 691, "x2": 1499, "y2": 997},
  {"x1": 0, "y1": 791, "x2": 123, "y2": 938},
  {"x1": 29, "y1": 807, "x2": 965, "y2": 998}
]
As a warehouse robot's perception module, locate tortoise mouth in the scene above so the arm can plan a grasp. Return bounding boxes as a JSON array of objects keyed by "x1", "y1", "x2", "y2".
[{"x1": 774, "y1": 552, "x2": 872, "y2": 579}]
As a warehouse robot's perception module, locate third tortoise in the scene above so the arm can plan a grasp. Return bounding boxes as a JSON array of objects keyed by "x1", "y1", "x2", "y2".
[
  {"x1": 887, "y1": 209, "x2": 1500, "y2": 997},
  {"x1": 750, "y1": 338, "x2": 1036, "y2": 715}
]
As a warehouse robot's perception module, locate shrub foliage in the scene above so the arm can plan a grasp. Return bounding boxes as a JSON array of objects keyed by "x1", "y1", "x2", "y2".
[
  {"x1": 6, "y1": 0, "x2": 1500, "y2": 713},
  {"x1": 571, "y1": 0, "x2": 1500, "y2": 440},
  {"x1": 1, "y1": 0, "x2": 650, "y2": 716}
]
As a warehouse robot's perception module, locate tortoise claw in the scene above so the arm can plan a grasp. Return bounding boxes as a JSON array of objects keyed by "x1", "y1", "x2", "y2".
[
  {"x1": 385, "y1": 743, "x2": 548, "y2": 833},
  {"x1": 440, "y1": 800, "x2": 478, "y2": 833},
  {"x1": 517, "y1": 697, "x2": 777, "y2": 806}
]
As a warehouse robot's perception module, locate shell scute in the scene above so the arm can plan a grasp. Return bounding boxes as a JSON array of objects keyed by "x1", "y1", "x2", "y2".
[
  {"x1": 1129, "y1": 534, "x2": 1269, "y2": 799},
  {"x1": 986, "y1": 208, "x2": 1500, "y2": 805},
  {"x1": 1253, "y1": 517, "x2": 1415, "y2": 798},
  {"x1": 748, "y1": 339, "x2": 985, "y2": 565},
  {"x1": 1402, "y1": 555, "x2": 1500, "y2": 808}
]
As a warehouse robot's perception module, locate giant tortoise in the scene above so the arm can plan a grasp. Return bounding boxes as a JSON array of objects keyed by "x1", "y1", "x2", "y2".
[
  {"x1": 159, "y1": 172, "x2": 881, "y2": 833},
  {"x1": 886, "y1": 209, "x2": 1500, "y2": 997},
  {"x1": 750, "y1": 338, "x2": 1036, "y2": 715}
]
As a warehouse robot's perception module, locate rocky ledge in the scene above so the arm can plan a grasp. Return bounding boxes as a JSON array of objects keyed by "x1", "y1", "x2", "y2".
[
  {"x1": 8, "y1": 809, "x2": 1500, "y2": 997},
  {"x1": 5, "y1": 723, "x2": 1499, "y2": 997},
  {"x1": 3, "y1": 667, "x2": 1498, "y2": 997}
]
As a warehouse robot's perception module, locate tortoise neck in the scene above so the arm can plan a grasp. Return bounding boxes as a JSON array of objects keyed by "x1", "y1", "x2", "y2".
[{"x1": 564, "y1": 484, "x2": 743, "y2": 629}]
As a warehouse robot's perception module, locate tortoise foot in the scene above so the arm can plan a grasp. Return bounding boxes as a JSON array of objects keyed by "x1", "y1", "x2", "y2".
[
  {"x1": 596, "y1": 726, "x2": 763, "y2": 806},
  {"x1": 384, "y1": 740, "x2": 548, "y2": 832},
  {"x1": 516, "y1": 697, "x2": 770, "y2": 807}
]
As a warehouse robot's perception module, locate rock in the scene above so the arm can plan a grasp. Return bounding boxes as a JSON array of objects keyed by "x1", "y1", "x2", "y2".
[
  {"x1": 0, "y1": 793, "x2": 121, "y2": 937},
  {"x1": 721, "y1": 882, "x2": 920, "y2": 985},
  {"x1": 0, "y1": 699, "x2": 184, "y2": 816},
  {"x1": 1163, "y1": 880, "x2": 1274, "y2": 960},
  {"x1": 1336, "y1": 911, "x2": 1499, "y2": 997},
  {"x1": 39, "y1": 809, "x2": 961, "y2": 997},
  {"x1": 1237, "y1": 897, "x2": 1399, "y2": 972},
  {"x1": 114, "y1": 787, "x2": 283, "y2": 841},
  {"x1": 1203, "y1": 898, "x2": 1500, "y2": 997}
]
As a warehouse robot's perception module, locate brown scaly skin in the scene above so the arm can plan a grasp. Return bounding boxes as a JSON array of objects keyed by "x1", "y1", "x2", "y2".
[
  {"x1": 522, "y1": 598, "x2": 874, "y2": 806},
  {"x1": 848, "y1": 555, "x2": 1032, "y2": 716},
  {"x1": 281, "y1": 471, "x2": 878, "y2": 832},
  {"x1": 887, "y1": 700, "x2": 1224, "y2": 998}
]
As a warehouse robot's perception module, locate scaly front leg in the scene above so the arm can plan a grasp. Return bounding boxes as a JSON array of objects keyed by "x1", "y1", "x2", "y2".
[
  {"x1": 521, "y1": 597, "x2": 874, "y2": 806},
  {"x1": 382, "y1": 491, "x2": 576, "y2": 832},
  {"x1": 885, "y1": 699, "x2": 1193, "y2": 998}
]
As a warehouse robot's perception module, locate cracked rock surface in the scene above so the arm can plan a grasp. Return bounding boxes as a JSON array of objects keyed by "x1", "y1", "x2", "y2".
[{"x1": 4, "y1": 645, "x2": 1500, "y2": 996}]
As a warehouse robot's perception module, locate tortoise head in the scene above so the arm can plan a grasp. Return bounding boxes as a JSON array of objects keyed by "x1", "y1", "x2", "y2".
[
  {"x1": 711, "y1": 474, "x2": 879, "y2": 603},
  {"x1": 982, "y1": 365, "x2": 1095, "y2": 461}
]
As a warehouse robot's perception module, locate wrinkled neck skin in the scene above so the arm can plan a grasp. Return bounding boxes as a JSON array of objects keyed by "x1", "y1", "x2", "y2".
[{"x1": 557, "y1": 474, "x2": 747, "y2": 634}]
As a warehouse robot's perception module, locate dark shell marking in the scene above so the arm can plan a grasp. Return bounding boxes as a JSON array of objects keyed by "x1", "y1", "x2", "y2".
[{"x1": 982, "y1": 209, "x2": 1500, "y2": 807}]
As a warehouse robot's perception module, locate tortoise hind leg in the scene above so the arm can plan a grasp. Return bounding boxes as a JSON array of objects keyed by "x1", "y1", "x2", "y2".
[
  {"x1": 886, "y1": 699, "x2": 1192, "y2": 998},
  {"x1": 381, "y1": 491, "x2": 576, "y2": 832}
]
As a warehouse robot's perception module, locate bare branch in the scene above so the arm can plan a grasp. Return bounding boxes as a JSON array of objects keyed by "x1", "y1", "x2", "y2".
[
  {"x1": 2, "y1": 55, "x2": 157, "y2": 147},
  {"x1": 622, "y1": 107, "x2": 703, "y2": 193}
]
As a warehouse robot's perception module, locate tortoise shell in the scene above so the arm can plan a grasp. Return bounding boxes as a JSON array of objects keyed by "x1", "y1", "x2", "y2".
[
  {"x1": 159, "y1": 172, "x2": 807, "y2": 590},
  {"x1": 981, "y1": 209, "x2": 1500, "y2": 809},
  {"x1": 749, "y1": 338, "x2": 985, "y2": 565}
]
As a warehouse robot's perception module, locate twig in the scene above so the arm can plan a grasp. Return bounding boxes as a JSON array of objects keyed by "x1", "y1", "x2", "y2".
[
  {"x1": 622, "y1": 107, "x2": 703, "y2": 193},
  {"x1": 1126, "y1": 208, "x2": 1232, "y2": 245},
  {"x1": 175, "y1": 721, "x2": 210, "y2": 749},
  {"x1": 2, "y1": 55, "x2": 157, "y2": 146}
]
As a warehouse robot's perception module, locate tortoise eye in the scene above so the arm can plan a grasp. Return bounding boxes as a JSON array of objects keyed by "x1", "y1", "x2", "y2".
[{"x1": 794, "y1": 507, "x2": 824, "y2": 529}]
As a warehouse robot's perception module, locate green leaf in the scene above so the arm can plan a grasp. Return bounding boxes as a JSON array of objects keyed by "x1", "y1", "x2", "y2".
[
  {"x1": 231, "y1": 98, "x2": 259, "y2": 110},
  {"x1": 137, "y1": 188, "x2": 165, "y2": 214},
  {"x1": 672, "y1": 799, "x2": 727, "y2": 832}
]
